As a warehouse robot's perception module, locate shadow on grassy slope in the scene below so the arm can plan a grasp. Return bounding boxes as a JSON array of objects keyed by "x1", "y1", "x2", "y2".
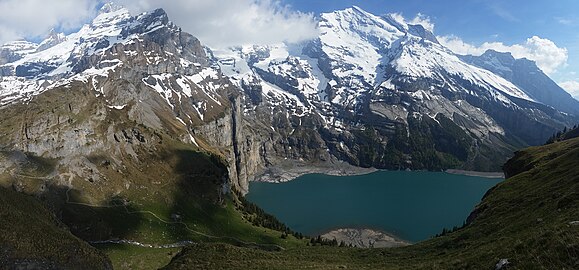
[
  {"x1": 162, "y1": 137, "x2": 579, "y2": 270},
  {"x1": 167, "y1": 149, "x2": 289, "y2": 247},
  {"x1": 60, "y1": 191, "x2": 145, "y2": 242},
  {"x1": 0, "y1": 186, "x2": 113, "y2": 270}
]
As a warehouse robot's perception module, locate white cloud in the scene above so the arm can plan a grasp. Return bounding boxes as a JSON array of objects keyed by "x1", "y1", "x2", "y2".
[
  {"x1": 388, "y1": 12, "x2": 434, "y2": 32},
  {"x1": 409, "y1": 13, "x2": 434, "y2": 32},
  {"x1": 114, "y1": 0, "x2": 319, "y2": 49},
  {"x1": 559, "y1": 81, "x2": 579, "y2": 100},
  {"x1": 0, "y1": 0, "x2": 100, "y2": 45},
  {"x1": 438, "y1": 35, "x2": 568, "y2": 74}
]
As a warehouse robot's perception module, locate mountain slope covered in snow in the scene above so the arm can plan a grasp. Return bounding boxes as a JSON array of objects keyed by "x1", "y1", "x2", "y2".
[
  {"x1": 0, "y1": 4, "x2": 575, "y2": 191},
  {"x1": 214, "y1": 6, "x2": 575, "y2": 173},
  {"x1": 462, "y1": 49, "x2": 579, "y2": 115},
  {"x1": 0, "y1": 4, "x2": 577, "y2": 268}
]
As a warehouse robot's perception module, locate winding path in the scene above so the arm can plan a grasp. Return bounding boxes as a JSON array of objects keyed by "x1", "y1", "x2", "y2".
[
  {"x1": 11, "y1": 171, "x2": 286, "y2": 250},
  {"x1": 64, "y1": 186, "x2": 285, "y2": 250}
]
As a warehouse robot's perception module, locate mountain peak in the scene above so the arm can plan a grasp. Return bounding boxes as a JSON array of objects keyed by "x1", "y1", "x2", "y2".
[
  {"x1": 98, "y1": 2, "x2": 126, "y2": 15},
  {"x1": 335, "y1": 5, "x2": 382, "y2": 21},
  {"x1": 93, "y1": 2, "x2": 131, "y2": 26},
  {"x1": 480, "y1": 49, "x2": 541, "y2": 69},
  {"x1": 482, "y1": 49, "x2": 514, "y2": 60},
  {"x1": 144, "y1": 8, "x2": 170, "y2": 24},
  {"x1": 36, "y1": 28, "x2": 66, "y2": 52},
  {"x1": 407, "y1": 24, "x2": 439, "y2": 44},
  {"x1": 350, "y1": 5, "x2": 369, "y2": 14}
]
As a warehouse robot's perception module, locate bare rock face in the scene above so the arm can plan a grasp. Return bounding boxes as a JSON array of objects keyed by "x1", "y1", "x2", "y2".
[
  {"x1": 0, "y1": 7, "x2": 237, "y2": 200},
  {"x1": 0, "y1": 5, "x2": 577, "y2": 202}
]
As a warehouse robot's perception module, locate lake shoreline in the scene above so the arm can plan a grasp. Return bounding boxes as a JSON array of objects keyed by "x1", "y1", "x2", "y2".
[
  {"x1": 247, "y1": 170, "x2": 503, "y2": 243},
  {"x1": 253, "y1": 162, "x2": 505, "y2": 184},
  {"x1": 321, "y1": 228, "x2": 411, "y2": 248},
  {"x1": 445, "y1": 169, "x2": 505, "y2": 179},
  {"x1": 253, "y1": 159, "x2": 377, "y2": 183}
]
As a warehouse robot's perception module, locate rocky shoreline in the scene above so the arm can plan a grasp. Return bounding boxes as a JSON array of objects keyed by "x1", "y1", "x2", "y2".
[
  {"x1": 253, "y1": 159, "x2": 377, "y2": 183},
  {"x1": 321, "y1": 228, "x2": 410, "y2": 248},
  {"x1": 253, "y1": 161, "x2": 505, "y2": 184},
  {"x1": 445, "y1": 169, "x2": 505, "y2": 179}
]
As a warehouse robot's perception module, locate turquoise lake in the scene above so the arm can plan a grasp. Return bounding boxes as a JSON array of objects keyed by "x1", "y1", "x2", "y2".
[{"x1": 246, "y1": 171, "x2": 503, "y2": 243}]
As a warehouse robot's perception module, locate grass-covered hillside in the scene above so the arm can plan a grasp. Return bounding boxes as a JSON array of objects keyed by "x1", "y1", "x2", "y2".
[
  {"x1": 0, "y1": 82, "x2": 308, "y2": 269},
  {"x1": 1, "y1": 99, "x2": 577, "y2": 269},
  {"x1": 0, "y1": 145, "x2": 307, "y2": 270},
  {"x1": 0, "y1": 186, "x2": 112, "y2": 269},
  {"x1": 163, "y1": 135, "x2": 579, "y2": 269}
]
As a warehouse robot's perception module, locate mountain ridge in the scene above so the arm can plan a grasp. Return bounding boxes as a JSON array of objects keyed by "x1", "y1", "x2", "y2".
[
  {"x1": 0, "y1": 4, "x2": 576, "y2": 193},
  {"x1": 0, "y1": 4, "x2": 577, "y2": 269},
  {"x1": 462, "y1": 49, "x2": 579, "y2": 115}
]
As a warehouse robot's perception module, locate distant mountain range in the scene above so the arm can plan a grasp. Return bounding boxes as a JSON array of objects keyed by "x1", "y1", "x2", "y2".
[
  {"x1": 1, "y1": 4, "x2": 578, "y2": 269},
  {"x1": 462, "y1": 50, "x2": 579, "y2": 116},
  {"x1": 0, "y1": 4, "x2": 577, "y2": 195}
]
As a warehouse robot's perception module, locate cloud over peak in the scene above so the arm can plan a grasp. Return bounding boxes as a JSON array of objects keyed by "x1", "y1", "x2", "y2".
[
  {"x1": 388, "y1": 12, "x2": 435, "y2": 32},
  {"x1": 0, "y1": 0, "x2": 99, "y2": 45},
  {"x1": 0, "y1": 0, "x2": 319, "y2": 49},
  {"x1": 0, "y1": 0, "x2": 569, "y2": 78},
  {"x1": 438, "y1": 35, "x2": 568, "y2": 74},
  {"x1": 114, "y1": 0, "x2": 319, "y2": 49}
]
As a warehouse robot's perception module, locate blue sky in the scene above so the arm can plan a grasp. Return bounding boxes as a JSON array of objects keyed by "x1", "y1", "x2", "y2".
[{"x1": 285, "y1": 0, "x2": 579, "y2": 86}]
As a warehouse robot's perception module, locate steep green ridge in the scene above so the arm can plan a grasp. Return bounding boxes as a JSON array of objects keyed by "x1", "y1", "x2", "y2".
[
  {"x1": 0, "y1": 145, "x2": 306, "y2": 270},
  {"x1": 0, "y1": 114, "x2": 576, "y2": 270},
  {"x1": 163, "y1": 137, "x2": 579, "y2": 269},
  {"x1": 0, "y1": 80, "x2": 306, "y2": 269},
  {"x1": 0, "y1": 186, "x2": 112, "y2": 269}
]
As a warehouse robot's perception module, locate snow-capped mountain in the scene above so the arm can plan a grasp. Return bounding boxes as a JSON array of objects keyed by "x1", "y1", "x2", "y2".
[
  {"x1": 0, "y1": 5, "x2": 576, "y2": 195},
  {"x1": 0, "y1": 3, "x2": 227, "y2": 119},
  {"x1": 0, "y1": 4, "x2": 244, "y2": 189},
  {"x1": 462, "y1": 49, "x2": 579, "y2": 115},
  {"x1": 213, "y1": 6, "x2": 574, "y2": 172}
]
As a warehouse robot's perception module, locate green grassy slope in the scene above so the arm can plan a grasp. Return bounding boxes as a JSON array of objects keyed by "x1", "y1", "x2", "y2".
[
  {"x1": 0, "y1": 186, "x2": 112, "y2": 269},
  {"x1": 163, "y1": 137, "x2": 579, "y2": 269},
  {"x1": 56, "y1": 142, "x2": 307, "y2": 269},
  {"x1": 0, "y1": 85, "x2": 306, "y2": 269},
  {"x1": 0, "y1": 144, "x2": 307, "y2": 270}
]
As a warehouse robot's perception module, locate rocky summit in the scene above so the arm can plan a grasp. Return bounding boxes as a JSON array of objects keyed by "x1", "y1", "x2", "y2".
[
  {"x1": 0, "y1": 4, "x2": 576, "y2": 197},
  {"x1": 0, "y1": 3, "x2": 578, "y2": 269}
]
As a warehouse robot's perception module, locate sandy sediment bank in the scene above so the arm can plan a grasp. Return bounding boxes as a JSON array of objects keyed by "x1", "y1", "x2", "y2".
[
  {"x1": 445, "y1": 169, "x2": 505, "y2": 179},
  {"x1": 254, "y1": 159, "x2": 377, "y2": 183},
  {"x1": 321, "y1": 228, "x2": 410, "y2": 248},
  {"x1": 252, "y1": 159, "x2": 504, "y2": 183}
]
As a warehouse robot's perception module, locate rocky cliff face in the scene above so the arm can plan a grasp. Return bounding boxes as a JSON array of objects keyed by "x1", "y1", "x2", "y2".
[
  {"x1": 213, "y1": 7, "x2": 576, "y2": 174},
  {"x1": 0, "y1": 5, "x2": 239, "y2": 200},
  {"x1": 195, "y1": 96, "x2": 270, "y2": 193},
  {"x1": 0, "y1": 5, "x2": 576, "y2": 201}
]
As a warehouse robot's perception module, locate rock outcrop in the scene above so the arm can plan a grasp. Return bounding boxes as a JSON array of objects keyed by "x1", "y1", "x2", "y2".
[{"x1": 0, "y1": 5, "x2": 577, "y2": 199}]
